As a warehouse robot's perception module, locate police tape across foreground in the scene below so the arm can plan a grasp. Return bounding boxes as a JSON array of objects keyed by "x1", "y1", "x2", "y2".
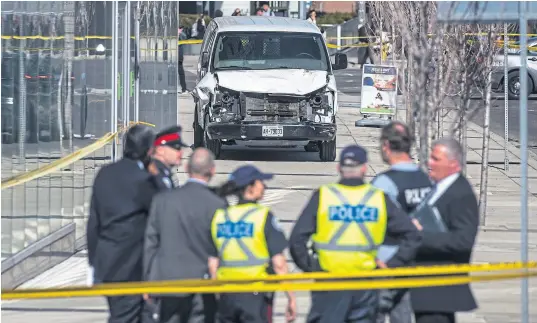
[{"x1": 2, "y1": 266, "x2": 536, "y2": 301}]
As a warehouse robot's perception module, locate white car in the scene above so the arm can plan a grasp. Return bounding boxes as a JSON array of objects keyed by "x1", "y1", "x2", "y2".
[{"x1": 191, "y1": 16, "x2": 348, "y2": 161}]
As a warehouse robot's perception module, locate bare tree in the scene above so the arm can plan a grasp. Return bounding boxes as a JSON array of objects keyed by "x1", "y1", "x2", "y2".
[{"x1": 470, "y1": 25, "x2": 501, "y2": 225}]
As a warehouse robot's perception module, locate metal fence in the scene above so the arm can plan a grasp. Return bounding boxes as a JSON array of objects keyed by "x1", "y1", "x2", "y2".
[{"x1": 1, "y1": 1, "x2": 179, "y2": 263}]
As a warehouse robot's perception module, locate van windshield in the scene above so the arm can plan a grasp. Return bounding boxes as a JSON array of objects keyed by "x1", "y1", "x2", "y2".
[{"x1": 212, "y1": 32, "x2": 330, "y2": 72}]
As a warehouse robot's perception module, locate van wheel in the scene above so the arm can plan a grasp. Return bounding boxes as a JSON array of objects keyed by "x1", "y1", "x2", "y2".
[
  {"x1": 193, "y1": 108, "x2": 204, "y2": 148},
  {"x1": 319, "y1": 136, "x2": 336, "y2": 162},
  {"x1": 203, "y1": 114, "x2": 221, "y2": 159}
]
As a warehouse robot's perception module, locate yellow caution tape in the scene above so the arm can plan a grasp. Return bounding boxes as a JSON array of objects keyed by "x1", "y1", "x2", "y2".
[
  {"x1": 2, "y1": 262, "x2": 535, "y2": 299},
  {"x1": 1, "y1": 121, "x2": 155, "y2": 190},
  {"x1": 2, "y1": 266, "x2": 535, "y2": 300},
  {"x1": 3, "y1": 33, "x2": 537, "y2": 43},
  {"x1": 0, "y1": 132, "x2": 116, "y2": 190},
  {"x1": 1, "y1": 35, "x2": 203, "y2": 46}
]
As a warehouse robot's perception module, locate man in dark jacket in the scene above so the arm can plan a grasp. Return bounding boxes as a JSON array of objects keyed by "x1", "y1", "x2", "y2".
[
  {"x1": 178, "y1": 26, "x2": 187, "y2": 93},
  {"x1": 87, "y1": 124, "x2": 158, "y2": 323},
  {"x1": 144, "y1": 147, "x2": 227, "y2": 323},
  {"x1": 411, "y1": 137, "x2": 479, "y2": 323},
  {"x1": 371, "y1": 121, "x2": 433, "y2": 323}
]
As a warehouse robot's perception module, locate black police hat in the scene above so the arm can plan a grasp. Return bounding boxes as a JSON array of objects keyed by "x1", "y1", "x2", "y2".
[
  {"x1": 339, "y1": 144, "x2": 368, "y2": 167},
  {"x1": 229, "y1": 165, "x2": 274, "y2": 187},
  {"x1": 153, "y1": 125, "x2": 190, "y2": 150},
  {"x1": 123, "y1": 124, "x2": 156, "y2": 160}
]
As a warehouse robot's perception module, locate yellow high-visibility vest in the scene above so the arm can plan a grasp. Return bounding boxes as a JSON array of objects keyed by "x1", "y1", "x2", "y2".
[
  {"x1": 312, "y1": 183, "x2": 388, "y2": 273},
  {"x1": 211, "y1": 203, "x2": 270, "y2": 280}
]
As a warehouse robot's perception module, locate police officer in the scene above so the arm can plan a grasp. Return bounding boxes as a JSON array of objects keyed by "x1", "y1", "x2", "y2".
[
  {"x1": 87, "y1": 124, "x2": 157, "y2": 323},
  {"x1": 371, "y1": 121, "x2": 433, "y2": 323},
  {"x1": 147, "y1": 125, "x2": 189, "y2": 189},
  {"x1": 289, "y1": 144, "x2": 422, "y2": 323},
  {"x1": 210, "y1": 165, "x2": 297, "y2": 323},
  {"x1": 142, "y1": 125, "x2": 190, "y2": 321}
]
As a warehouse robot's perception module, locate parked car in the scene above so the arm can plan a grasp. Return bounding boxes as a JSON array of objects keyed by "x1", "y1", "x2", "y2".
[{"x1": 491, "y1": 37, "x2": 537, "y2": 100}]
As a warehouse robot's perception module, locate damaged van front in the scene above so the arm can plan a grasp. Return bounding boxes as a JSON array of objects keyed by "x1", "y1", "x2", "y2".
[{"x1": 192, "y1": 18, "x2": 347, "y2": 161}]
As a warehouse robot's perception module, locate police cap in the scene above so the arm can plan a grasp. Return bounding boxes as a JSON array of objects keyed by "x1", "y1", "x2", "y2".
[
  {"x1": 153, "y1": 125, "x2": 189, "y2": 150},
  {"x1": 229, "y1": 165, "x2": 274, "y2": 187},
  {"x1": 339, "y1": 144, "x2": 368, "y2": 167},
  {"x1": 123, "y1": 124, "x2": 156, "y2": 160}
]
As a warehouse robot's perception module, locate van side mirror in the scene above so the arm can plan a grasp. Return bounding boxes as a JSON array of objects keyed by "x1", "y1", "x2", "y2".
[
  {"x1": 333, "y1": 53, "x2": 348, "y2": 70},
  {"x1": 201, "y1": 52, "x2": 209, "y2": 68}
]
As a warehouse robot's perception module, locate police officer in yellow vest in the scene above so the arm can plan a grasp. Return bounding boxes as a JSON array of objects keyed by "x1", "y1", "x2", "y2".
[
  {"x1": 289, "y1": 144, "x2": 422, "y2": 323},
  {"x1": 209, "y1": 165, "x2": 297, "y2": 323}
]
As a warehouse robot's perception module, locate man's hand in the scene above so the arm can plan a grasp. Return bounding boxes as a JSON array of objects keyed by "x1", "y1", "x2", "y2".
[
  {"x1": 376, "y1": 259, "x2": 388, "y2": 269},
  {"x1": 286, "y1": 296, "x2": 297, "y2": 322},
  {"x1": 412, "y1": 218, "x2": 423, "y2": 231}
]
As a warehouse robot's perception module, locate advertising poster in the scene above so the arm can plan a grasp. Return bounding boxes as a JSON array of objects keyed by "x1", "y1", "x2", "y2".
[{"x1": 360, "y1": 64, "x2": 398, "y2": 115}]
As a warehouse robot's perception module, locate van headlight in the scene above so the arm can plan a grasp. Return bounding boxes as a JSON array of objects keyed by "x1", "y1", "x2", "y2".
[{"x1": 308, "y1": 89, "x2": 334, "y2": 122}]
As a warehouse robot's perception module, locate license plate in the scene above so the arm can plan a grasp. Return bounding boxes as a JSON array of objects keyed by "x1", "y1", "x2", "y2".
[{"x1": 261, "y1": 126, "x2": 283, "y2": 137}]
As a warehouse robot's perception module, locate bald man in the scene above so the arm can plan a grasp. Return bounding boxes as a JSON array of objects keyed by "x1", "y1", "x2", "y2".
[{"x1": 144, "y1": 148, "x2": 227, "y2": 323}]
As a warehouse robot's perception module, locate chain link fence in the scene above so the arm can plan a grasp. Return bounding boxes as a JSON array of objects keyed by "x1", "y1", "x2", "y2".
[{"x1": 1, "y1": 1, "x2": 179, "y2": 286}]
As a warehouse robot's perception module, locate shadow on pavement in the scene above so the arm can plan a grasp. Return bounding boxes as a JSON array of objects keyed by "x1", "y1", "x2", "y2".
[{"x1": 219, "y1": 147, "x2": 325, "y2": 162}]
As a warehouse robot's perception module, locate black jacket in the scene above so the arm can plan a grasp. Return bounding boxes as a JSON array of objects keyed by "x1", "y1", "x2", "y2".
[
  {"x1": 87, "y1": 158, "x2": 160, "y2": 283},
  {"x1": 410, "y1": 174, "x2": 479, "y2": 313},
  {"x1": 289, "y1": 178, "x2": 422, "y2": 272}
]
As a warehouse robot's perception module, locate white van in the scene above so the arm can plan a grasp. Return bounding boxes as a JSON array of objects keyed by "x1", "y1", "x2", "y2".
[{"x1": 191, "y1": 16, "x2": 348, "y2": 161}]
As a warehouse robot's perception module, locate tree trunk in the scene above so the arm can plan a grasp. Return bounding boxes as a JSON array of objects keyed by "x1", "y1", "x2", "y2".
[{"x1": 478, "y1": 68, "x2": 492, "y2": 225}]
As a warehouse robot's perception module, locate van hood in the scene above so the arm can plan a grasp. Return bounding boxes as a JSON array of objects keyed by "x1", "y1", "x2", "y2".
[{"x1": 215, "y1": 69, "x2": 329, "y2": 95}]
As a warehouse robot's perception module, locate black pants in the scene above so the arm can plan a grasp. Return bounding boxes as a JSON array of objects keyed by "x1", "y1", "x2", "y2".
[
  {"x1": 219, "y1": 293, "x2": 268, "y2": 323},
  {"x1": 414, "y1": 312, "x2": 456, "y2": 323},
  {"x1": 307, "y1": 290, "x2": 378, "y2": 323},
  {"x1": 178, "y1": 62, "x2": 187, "y2": 92},
  {"x1": 107, "y1": 295, "x2": 153, "y2": 323},
  {"x1": 159, "y1": 294, "x2": 217, "y2": 323}
]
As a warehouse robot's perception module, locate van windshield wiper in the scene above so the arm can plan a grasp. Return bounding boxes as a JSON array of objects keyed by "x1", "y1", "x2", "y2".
[{"x1": 216, "y1": 66, "x2": 252, "y2": 70}]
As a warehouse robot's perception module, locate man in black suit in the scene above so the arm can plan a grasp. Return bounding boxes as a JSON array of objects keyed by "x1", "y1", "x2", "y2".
[
  {"x1": 410, "y1": 137, "x2": 479, "y2": 323},
  {"x1": 87, "y1": 124, "x2": 158, "y2": 323},
  {"x1": 144, "y1": 147, "x2": 227, "y2": 323}
]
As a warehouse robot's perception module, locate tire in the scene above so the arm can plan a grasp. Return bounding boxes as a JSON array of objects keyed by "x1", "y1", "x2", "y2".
[
  {"x1": 193, "y1": 107, "x2": 204, "y2": 148},
  {"x1": 319, "y1": 136, "x2": 337, "y2": 162},
  {"x1": 203, "y1": 114, "x2": 221, "y2": 159},
  {"x1": 507, "y1": 70, "x2": 533, "y2": 100}
]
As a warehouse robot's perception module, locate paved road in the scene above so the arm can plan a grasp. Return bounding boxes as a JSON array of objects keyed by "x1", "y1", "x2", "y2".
[{"x1": 332, "y1": 68, "x2": 537, "y2": 155}]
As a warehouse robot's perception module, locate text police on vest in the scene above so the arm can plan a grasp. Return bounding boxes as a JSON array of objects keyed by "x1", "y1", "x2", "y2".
[
  {"x1": 404, "y1": 187, "x2": 432, "y2": 205},
  {"x1": 329, "y1": 205, "x2": 379, "y2": 223},
  {"x1": 217, "y1": 221, "x2": 254, "y2": 239}
]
